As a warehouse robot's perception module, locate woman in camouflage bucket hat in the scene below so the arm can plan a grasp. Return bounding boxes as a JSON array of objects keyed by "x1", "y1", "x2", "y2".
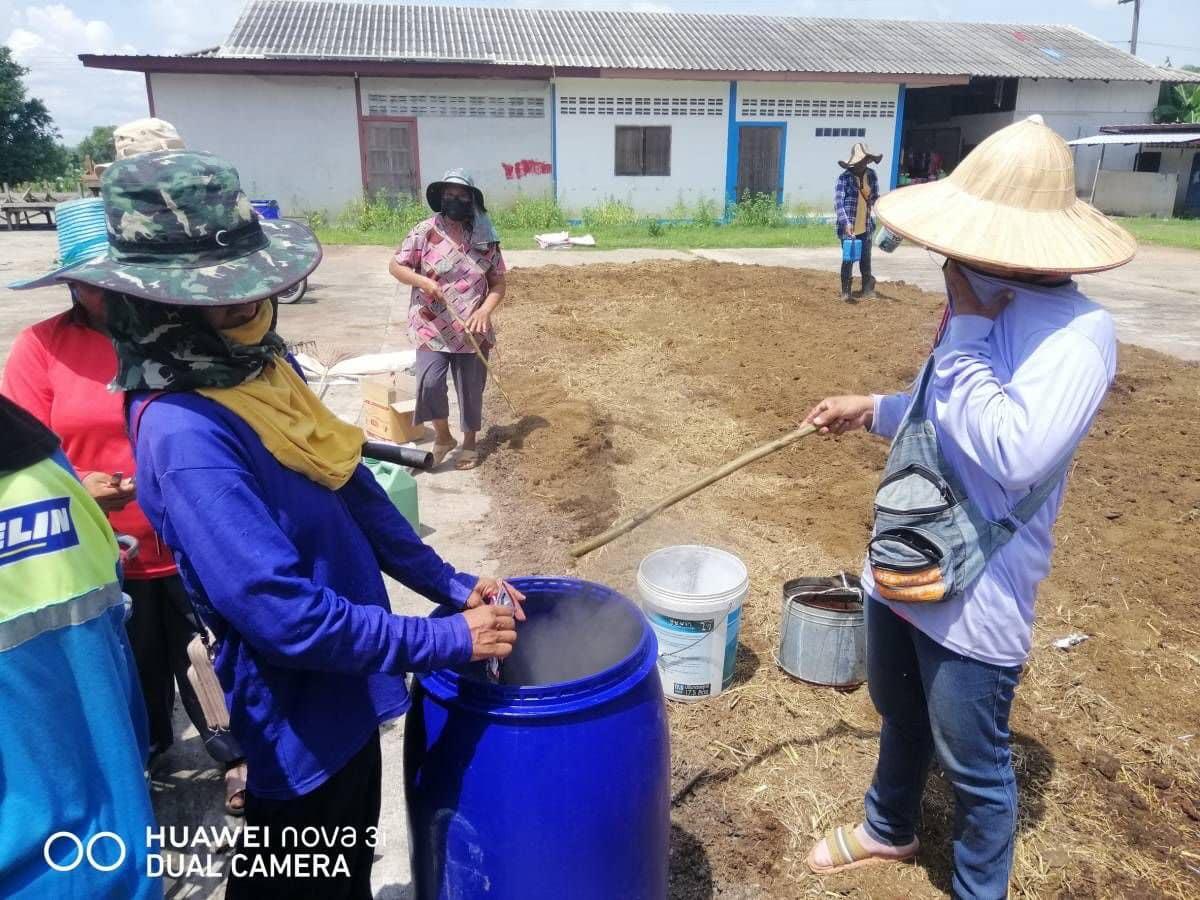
[
  {"x1": 3, "y1": 152, "x2": 251, "y2": 817},
  {"x1": 102, "y1": 150, "x2": 524, "y2": 899},
  {"x1": 68, "y1": 149, "x2": 320, "y2": 307}
]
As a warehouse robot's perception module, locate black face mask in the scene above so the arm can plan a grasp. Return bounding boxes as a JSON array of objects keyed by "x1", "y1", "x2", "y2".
[{"x1": 441, "y1": 197, "x2": 472, "y2": 222}]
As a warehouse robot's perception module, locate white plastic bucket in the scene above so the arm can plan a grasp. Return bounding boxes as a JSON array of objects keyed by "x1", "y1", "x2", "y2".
[{"x1": 637, "y1": 545, "x2": 749, "y2": 702}]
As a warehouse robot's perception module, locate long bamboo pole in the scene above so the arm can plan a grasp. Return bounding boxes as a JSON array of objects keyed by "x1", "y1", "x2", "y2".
[{"x1": 569, "y1": 423, "x2": 818, "y2": 559}]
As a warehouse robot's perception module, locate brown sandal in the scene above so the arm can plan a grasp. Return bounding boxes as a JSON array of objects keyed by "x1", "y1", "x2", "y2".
[
  {"x1": 224, "y1": 761, "x2": 247, "y2": 818},
  {"x1": 806, "y1": 824, "x2": 918, "y2": 875},
  {"x1": 431, "y1": 441, "x2": 458, "y2": 466}
]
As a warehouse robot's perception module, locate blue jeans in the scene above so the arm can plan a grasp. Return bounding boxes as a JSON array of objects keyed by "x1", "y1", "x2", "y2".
[{"x1": 863, "y1": 599, "x2": 1021, "y2": 899}]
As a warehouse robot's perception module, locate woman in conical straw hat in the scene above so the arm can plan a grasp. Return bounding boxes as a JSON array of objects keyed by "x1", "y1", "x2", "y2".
[
  {"x1": 74, "y1": 147, "x2": 524, "y2": 898},
  {"x1": 801, "y1": 116, "x2": 1134, "y2": 896}
]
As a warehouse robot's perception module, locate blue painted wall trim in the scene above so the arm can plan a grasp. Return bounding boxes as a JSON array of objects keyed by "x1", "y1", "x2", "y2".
[
  {"x1": 890, "y1": 83, "x2": 907, "y2": 190},
  {"x1": 725, "y1": 80, "x2": 790, "y2": 216},
  {"x1": 724, "y1": 80, "x2": 738, "y2": 215},
  {"x1": 550, "y1": 82, "x2": 559, "y2": 201}
]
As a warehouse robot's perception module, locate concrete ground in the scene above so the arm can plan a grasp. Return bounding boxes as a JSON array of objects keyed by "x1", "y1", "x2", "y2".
[{"x1": 1, "y1": 229, "x2": 1197, "y2": 899}]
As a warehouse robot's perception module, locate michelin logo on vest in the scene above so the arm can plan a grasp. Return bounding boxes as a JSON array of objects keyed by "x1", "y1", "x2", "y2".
[{"x1": 0, "y1": 498, "x2": 77, "y2": 567}]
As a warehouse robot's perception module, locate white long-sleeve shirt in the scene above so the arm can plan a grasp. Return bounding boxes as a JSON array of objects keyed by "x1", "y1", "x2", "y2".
[{"x1": 863, "y1": 268, "x2": 1116, "y2": 666}]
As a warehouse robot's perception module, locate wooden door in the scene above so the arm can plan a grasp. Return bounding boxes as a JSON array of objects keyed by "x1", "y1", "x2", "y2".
[
  {"x1": 736, "y1": 125, "x2": 783, "y2": 201},
  {"x1": 364, "y1": 121, "x2": 418, "y2": 198}
]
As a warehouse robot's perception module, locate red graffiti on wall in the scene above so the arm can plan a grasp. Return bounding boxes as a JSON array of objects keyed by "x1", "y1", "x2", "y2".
[{"x1": 502, "y1": 159, "x2": 553, "y2": 180}]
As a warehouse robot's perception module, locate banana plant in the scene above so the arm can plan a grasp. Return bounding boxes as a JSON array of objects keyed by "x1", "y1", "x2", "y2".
[{"x1": 1153, "y1": 84, "x2": 1200, "y2": 124}]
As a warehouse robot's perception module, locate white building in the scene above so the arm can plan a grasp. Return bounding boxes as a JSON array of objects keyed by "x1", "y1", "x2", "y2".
[{"x1": 83, "y1": 1, "x2": 1198, "y2": 218}]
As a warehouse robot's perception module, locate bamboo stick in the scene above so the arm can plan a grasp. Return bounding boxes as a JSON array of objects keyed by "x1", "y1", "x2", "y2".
[
  {"x1": 420, "y1": 266, "x2": 520, "y2": 418},
  {"x1": 440, "y1": 287, "x2": 519, "y2": 416},
  {"x1": 569, "y1": 423, "x2": 817, "y2": 559}
]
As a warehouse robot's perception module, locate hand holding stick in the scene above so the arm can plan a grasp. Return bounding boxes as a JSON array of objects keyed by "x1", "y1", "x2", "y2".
[{"x1": 425, "y1": 273, "x2": 519, "y2": 417}]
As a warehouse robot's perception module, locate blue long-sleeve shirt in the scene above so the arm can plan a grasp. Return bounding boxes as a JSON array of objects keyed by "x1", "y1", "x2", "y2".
[{"x1": 130, "y1": 391, "x2": 476, "y2": 799}]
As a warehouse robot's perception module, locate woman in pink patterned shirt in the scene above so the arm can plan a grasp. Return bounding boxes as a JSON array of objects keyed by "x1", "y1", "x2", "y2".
[{"x1": 389, "y1": 170, "x2": 508, "y2": 470}]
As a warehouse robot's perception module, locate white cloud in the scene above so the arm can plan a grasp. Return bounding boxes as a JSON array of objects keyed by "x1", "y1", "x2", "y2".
[
  {"x1": 146, "y1": 0, "x2": 243, "y2": 54},
  {"x1": 2, "y1": 0, "x2": 244, "y2": 144},
  {"x1": 6, "y1": 4, "x2": 144, "y2": 142}
]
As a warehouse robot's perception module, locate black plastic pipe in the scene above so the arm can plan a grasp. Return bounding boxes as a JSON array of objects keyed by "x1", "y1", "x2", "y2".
[{"x1": 362, "y1": 440, "x2": 434, "y2": 471}]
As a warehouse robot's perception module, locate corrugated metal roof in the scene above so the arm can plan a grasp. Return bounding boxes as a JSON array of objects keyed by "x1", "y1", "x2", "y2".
[
  {"x1": 208, "y1": 0, "x2": 1184, "y2": 82},
  {"x1": 1100, "y1": 122, "x2": 1200, "y2": 134},
  {"x1": 1069, "y1": 132, "x2": 1200, "y2": 146}
]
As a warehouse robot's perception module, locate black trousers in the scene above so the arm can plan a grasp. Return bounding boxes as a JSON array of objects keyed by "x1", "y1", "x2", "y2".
[
  {"x1": 227, "y1": 732, "x2": 382, "y2": 900},
  {"x1": 840, "y1": 229, "x2": 874, "y2": 293},
  {"x1": 124, "y1": 574, "x2": 242, "y2": 764}
]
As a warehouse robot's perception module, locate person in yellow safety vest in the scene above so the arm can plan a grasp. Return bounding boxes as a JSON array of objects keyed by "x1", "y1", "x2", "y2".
[{"x1": 0, "y1": 395, "x2": 160, "y2": 899}]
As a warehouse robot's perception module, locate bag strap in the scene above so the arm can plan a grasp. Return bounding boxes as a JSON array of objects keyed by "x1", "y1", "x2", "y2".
[
  {"x1": 896, "y1": 355, "x2": 1074, "y2": 539},
  {"x1": 994, "y1": 452, "x2": 1074, "y2": 535},
  {"x1": 894, "y1": 354, "x2": 936, "y2": 433},
  {"x1": 127, "y1": 390, "x2": 167, "y2": 444},
  {"x1": 126, "y1": 390, "x2": 222, "y2": 647}
]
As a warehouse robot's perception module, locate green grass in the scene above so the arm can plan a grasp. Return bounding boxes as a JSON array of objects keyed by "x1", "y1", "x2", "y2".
[
  {"x1": 315, "y1": 221, "x2": 835, "y2": 250},
  {"x1": 311, "y1": 197, "x2": 1200, "y2": 254},
  {"x1": 1112, "y1": 216, "x2": 1200, "y2": 251},
  {"x1": 312, "y1": 193, "x2": 836, "y2": 251}
]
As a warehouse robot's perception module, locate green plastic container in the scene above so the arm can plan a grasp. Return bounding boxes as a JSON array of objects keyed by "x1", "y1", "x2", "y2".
[{"x1": 363, "y1": 458, "x2": 420, "y2": 530}]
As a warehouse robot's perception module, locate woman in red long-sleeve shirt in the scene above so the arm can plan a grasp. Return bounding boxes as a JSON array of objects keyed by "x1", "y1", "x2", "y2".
[{"x1": 3, "y1": 273, "x2": 248, "y2": 815}]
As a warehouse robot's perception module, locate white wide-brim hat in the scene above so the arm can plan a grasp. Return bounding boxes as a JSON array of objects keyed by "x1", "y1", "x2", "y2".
[
  {"x1": 876, "y1": 115, "x2": 1136, "y2": 274},
  {"x1": 114, "y1": 117, "x2": 186, "y2": 160}
]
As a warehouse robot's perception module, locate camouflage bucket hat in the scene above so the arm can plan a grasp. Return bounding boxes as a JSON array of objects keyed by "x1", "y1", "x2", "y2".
[{"x1": 65, "y1": 150, "x2": 320, "y2": 307}]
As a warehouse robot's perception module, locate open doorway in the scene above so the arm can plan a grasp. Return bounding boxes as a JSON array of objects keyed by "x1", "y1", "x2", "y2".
[{"x1": 898, "y1": 78, "x2": 1018, "y2": 183}]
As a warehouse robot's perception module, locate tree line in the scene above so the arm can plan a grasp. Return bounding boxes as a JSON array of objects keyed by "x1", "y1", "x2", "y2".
[{"x1": 1, "y1": 46, "x2": 115, "y2": 187}]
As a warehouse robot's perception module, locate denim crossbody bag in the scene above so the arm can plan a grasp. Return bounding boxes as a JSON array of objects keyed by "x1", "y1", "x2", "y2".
[{"x1": 868, "y1": 356, "x2": 1071, "y2": 603}]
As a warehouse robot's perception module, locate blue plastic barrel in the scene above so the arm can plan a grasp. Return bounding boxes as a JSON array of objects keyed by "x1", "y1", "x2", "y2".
[
  {"x1": 251, "y1": 200, "x2": 280, "y2": 220},
  {"x1": 405, "y1": 577, "x2": 671, "y2": 900}
]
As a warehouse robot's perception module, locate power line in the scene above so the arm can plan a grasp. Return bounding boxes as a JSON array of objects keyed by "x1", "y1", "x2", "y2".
[{"x1": 1131, "y1": 40, "x2": 1200, "y2": 52}]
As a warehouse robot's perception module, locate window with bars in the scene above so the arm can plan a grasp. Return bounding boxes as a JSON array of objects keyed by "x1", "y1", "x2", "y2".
[
  {"x1": 366, "y1": 93, "x2": 545, "y2": 118},
  {"x1": 558, "y1": 96, "x2": 724, "y2": 117},
  {"x1": 615, "y1": 126, "x2": 671, "y2": 176},
  {"x1": 740, "y1": 97, "x2": 896, "y2": 119}
]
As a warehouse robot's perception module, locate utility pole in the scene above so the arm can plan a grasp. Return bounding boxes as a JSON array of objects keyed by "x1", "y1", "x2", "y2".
[{"x1": 1118, "y1": 0, "x2": 1142, "y2": 56}]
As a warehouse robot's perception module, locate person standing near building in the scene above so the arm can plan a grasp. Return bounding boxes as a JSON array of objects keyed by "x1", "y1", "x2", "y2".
[
  {"x1": 0, "y1": 395, "x2": 159, "y2": 899},
  {"x1": 834, "y1": 143, "x2": 882, "y2": 301},
  {"x1": 3, "y1": 118, "x2": 248, "y2": 816},
  {"x1": 803, "y1": 116, "x2": 1135, "y2": 897},
  {"x1": 389, "y1": 169, "x2": 508, "y2": 470}
]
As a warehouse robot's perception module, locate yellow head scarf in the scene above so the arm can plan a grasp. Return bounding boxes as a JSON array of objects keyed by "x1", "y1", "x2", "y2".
[{"x1": 197, "y1": 302, "x2": 365, "y2": 490}]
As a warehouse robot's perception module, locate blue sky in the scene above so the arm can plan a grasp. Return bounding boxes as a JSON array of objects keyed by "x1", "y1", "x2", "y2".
[{"x1": 4, "y1": 0, "x2": 1198, "y2": 142}]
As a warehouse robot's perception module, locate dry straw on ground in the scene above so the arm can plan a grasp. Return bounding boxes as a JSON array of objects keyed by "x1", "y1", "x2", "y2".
[{"x1": 479, "y1": 261, "x2": 1200, "y2": 899}]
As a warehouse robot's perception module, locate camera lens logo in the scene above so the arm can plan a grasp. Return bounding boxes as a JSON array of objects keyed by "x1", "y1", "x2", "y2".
[{"x1": 43, "y1": 832, "x2": 127, "y2": 872}]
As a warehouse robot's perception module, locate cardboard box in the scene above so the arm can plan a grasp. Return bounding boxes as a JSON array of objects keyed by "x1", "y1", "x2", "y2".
[
  {"x1": 363, "y1": 398, "x2": 426, "y2": 443},
  {"x1": 360, "y1": 376, "x2": 396, "y2": 409}
]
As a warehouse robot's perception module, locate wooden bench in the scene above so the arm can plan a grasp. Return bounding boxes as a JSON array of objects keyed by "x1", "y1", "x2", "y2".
[{"x1": 2, "y1": 201, "x2": 57, "y2": 230}]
